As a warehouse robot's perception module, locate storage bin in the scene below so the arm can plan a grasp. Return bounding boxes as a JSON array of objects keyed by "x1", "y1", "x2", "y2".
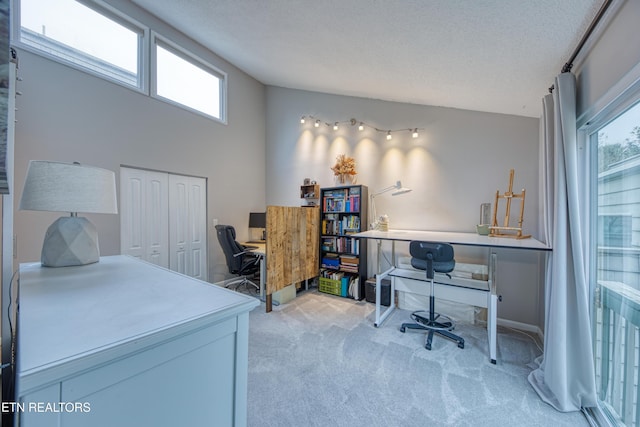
[
  {"x1": 319, "y1": 277, "x2": 342, "y2": 296},
  {"x1": 365, "y1": 278, "x2": 391, "y2": 306}
]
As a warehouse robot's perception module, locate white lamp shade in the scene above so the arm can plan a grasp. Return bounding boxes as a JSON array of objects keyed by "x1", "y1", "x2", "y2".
[{"x1": 20, "y1": 161, "x2": 118, "y2": 214}]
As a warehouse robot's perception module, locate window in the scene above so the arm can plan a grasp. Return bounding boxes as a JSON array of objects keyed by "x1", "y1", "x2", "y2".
[
  {"x1": 595, "y1": 101, "x2": 640, "y2": 254},
  {"x1": 15, "y1": 0, "x2": 228, "y2": 122},
  {"x1": 153, "y1": 36, "x2": 226, "y2": 122},
  {"x1": 590, "y1": 100, "x2": 640, "y2": 426},
  {"x1": 18, "y1": 0, "x2": 145, "y2": 89}
]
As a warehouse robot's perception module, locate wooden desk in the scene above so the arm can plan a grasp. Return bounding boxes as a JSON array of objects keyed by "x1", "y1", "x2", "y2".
[
  {"x1": 264, "y1": 206, "x2": 319, "y2": 312},
  {"x1": 352, "y1": 229, "x2": 551, "y2": 363},
  {"x1": 16, "y1": 256, "x2": 258, "y2": 426}
]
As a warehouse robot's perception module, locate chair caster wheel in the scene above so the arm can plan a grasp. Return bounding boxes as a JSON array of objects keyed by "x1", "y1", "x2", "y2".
[
  {"x1": 400, "y1": 326, "x2": 406, "y2": 333},
  {"x1": 425, "y1": 343, "x2": 432, "y2": 350},
  {"x1": 458, "y1": 343, "x2": 465, "y2": 349}
]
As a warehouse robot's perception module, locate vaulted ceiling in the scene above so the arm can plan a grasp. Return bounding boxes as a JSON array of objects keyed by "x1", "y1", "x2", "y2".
[{"x1": 131, "y1": 0, "x2": 604, "y2": 118}]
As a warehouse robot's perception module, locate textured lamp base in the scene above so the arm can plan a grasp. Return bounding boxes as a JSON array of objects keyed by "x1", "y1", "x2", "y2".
[{"x1": 42, "y1": 216, "x2": 100, "y2": 267}]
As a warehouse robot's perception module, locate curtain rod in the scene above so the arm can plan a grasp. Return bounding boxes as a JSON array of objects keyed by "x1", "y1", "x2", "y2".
[{"x1": 548, "y1": 0, "x2": 614, "y2": 93}]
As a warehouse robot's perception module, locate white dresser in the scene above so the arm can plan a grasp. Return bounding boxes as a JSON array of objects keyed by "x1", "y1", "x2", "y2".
[{"x1": 16, "y1": 255, "x2": 259, "y2": 427}]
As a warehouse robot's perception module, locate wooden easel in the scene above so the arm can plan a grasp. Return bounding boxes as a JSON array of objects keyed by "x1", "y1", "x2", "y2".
[{"x1": 489, "y1": 169, "x2": 531, "y2": 239}]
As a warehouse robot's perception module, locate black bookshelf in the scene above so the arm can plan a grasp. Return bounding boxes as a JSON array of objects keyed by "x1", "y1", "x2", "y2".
[{"x1": 319, "y1": 185, "x2": 368, "y2": 299}]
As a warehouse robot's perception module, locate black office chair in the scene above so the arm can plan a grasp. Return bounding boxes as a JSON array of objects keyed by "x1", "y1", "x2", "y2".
[
  {"x1": 400, "y1": 241, "x2": 465, "y2": 350},
  {"x1": 215, "y1": 224, "x2": 260, "y2": 292}
]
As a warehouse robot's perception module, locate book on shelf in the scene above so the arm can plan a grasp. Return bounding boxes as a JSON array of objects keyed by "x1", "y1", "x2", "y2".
[
  {"x1": 323, "y1": 217, "x2": 361, "y2": 237},
  {"x1": 323, "y1": 190, "x2": 348, "y2": 212},
  {"x1": 348, "y1": 276, "x2": 361, "y2": 300},
  {"x1": 339, "y1": 257, "x2": 359, "y2": 271},
  {"x1": 340, "y1": 256, "x2": 359, "y2": 266},
  {"x1": 346, "y1": 195, "x2": 360, "y2": 212},
  {"x1": 340, "y1": 266, "x2": 359, "y2": 274},
  {"x1": 320, "y1": 269, "x2": 344, "y2": 281},
  {"x1": 321, "y1": 236, "x2": 336, "y2": 252},
  {"x1": 341, "y1": 215, "x2": 360, "y2": 231},
  {"x1": 333, "y1": 237, "x2": 359, "y2": 255},
  {"x1": 341, "y1": 277, "x2": 349, "y2": 297},
  {"x1": 321, "y1": 253, "x2": 340, "y2": 269},
  {"x1": 322, "y1": 254, "x2": 340, "y2": 269}
]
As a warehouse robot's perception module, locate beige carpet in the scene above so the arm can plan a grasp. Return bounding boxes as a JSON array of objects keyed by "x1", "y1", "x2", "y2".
[{"x1": 247, "y1": 289, "x2": 588, "y2": 427}]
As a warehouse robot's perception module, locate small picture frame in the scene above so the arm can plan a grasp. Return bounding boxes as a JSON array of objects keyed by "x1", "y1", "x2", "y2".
[{"x1": 303, "y1": 178, "x2": 311, "y2": 185}]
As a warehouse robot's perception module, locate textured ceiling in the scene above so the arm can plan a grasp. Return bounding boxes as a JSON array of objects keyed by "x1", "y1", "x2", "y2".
[{"x1": 131, "y1": 0, "x2": 603, "y2": 118}]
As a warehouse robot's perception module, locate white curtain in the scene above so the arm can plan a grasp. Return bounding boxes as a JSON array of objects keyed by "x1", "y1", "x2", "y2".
[{"x1": 528, "y1": 72, "x2": 597, "y2": 411}]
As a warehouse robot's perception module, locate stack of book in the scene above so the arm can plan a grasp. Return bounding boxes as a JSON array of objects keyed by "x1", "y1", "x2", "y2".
[
  {"x1": 321, "y1": 254, "x2": 340, "y2": 270},
  {"x1": 339, "y1": 255, "x2": 359, "y2": 273}
]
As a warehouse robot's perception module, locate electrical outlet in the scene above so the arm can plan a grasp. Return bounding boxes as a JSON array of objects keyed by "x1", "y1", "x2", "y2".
[{"x1": 212, "y1": 218, "x2": 218, "y2": 227}]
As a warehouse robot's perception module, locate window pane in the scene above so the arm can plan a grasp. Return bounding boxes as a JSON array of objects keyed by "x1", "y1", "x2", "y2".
[
  {"x1": 20, "y1": 0, "x2": 140, "y2": 86},
  {"x1": 597, "y1": 101, "x2": 640, "y2": 267},
  {"x1": 593, "y1": 101, "x2": 640, "y2": 426},
  {"x1": 156, "y1": 45, "x2": 221, "y2": 119}
]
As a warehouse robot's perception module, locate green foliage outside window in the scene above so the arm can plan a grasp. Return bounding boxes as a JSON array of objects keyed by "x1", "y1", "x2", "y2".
[{"x1": 598, "y1": 126, "x2": 640, "y2": 172}]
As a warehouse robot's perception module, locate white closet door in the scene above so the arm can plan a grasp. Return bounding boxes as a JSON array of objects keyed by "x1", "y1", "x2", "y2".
[
  {"x1": 187, "y1": 177, "x2": 207, "y2": 281},
  {"x1": 169, "y1": 175, "x2": 188, "y2": 275},
  {"x1": 121, "y1": 168, "x2": 146, "y2": 261},
  {"x1": 145, "y1": 172, "x2": 169, "y2": 267},
  {"x1": 120, "y1": 168, "x2": 169, "y2": 268},
  {"x1": 169, "y1": 175, "x2": 207, "y2": 280}
]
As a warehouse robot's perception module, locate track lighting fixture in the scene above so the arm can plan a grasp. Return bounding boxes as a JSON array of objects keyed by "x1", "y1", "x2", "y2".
[{"x1": 300, "y1": 115, "x2": 423, "y2": 141}]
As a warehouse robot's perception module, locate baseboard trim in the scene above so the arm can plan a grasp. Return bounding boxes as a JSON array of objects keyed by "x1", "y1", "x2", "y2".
[{"x1": 497, "y1": 317, "x2": 544, "y2": 342}]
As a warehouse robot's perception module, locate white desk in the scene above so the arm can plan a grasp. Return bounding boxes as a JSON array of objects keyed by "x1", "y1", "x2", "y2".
[{"x1": 352, "y1": 229, "x2": 551, "y2": 364}]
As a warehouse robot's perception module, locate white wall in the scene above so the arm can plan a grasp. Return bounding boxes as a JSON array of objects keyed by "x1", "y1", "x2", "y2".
[
  {"x1": 265, "y1": 86, "x2": 544, "y2": 326},
  {"x1": 12, "y1": 0, "x2": 266, "y2": 283}
]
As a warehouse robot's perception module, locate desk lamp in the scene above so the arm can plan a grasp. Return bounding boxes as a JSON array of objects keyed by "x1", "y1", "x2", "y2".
[
  {"x1": 19, "y1": 161, "x2": 118, "y2": 267},
  {"x1": 370, "y1": 180, "x2": 412, "y2": 230}
]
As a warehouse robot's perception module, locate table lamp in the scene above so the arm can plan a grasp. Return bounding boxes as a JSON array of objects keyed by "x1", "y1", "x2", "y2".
[
  {"x1": 19, "y1": 161, "x2": 118, "y2": 267},
  {"x1": 370, "y1": 180, "x2": 412, "y2": 230}
]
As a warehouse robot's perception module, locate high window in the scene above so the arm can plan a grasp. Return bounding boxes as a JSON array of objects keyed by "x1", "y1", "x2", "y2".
[
  {"x1": 153, "y1": 36, "x2": 226, "y2": 122},
  {"x1": 15, "y1": 0, "x2": 227, "y2": 123},
  {"x1": 18, "y1": 0, "x2": 144, "y2": 89}
]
